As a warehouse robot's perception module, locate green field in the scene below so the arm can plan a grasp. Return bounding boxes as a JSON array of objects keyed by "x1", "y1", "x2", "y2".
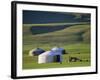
[{"x1": 23, "y1": 23, "x2": 91, "y2": 69}]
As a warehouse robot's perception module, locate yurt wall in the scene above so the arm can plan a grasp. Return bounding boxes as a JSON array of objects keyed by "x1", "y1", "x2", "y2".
[{"x1": 38, "y1": 51, "x2": 53, "y2": 64}]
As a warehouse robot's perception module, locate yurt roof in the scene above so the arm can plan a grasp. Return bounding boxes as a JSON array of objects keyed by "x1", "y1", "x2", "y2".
[
  {"x1": 39, "y1": 50, "x2": 62, "y2": 57},
  {"x1": 31, "y1": 48, "x2": 44, "y2": 51},
  {"x1": 39, "y1": 51, "x2": 52, "y2": 56},
  {"x1": 51, "y1": 47, "x2": 64, "y2": 52}
]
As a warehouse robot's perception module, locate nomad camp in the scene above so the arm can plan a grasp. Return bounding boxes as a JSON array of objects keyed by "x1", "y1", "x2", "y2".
[{"x1": 29, "y1": 47, "x2": 65, "y2": 64}]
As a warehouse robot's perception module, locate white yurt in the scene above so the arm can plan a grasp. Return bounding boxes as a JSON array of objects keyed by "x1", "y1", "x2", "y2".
[
  {"x1": 29, "y1": 48, "x2": 45, "y2": 56},
  {"x1": 38, "y1": 47, "x2": 63, "y2": 64}
]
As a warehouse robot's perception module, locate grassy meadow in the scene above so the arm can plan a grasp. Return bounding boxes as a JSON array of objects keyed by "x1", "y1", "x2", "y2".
[{"x1": 22, "y1": 23, "x2": 91, "y2": 69}]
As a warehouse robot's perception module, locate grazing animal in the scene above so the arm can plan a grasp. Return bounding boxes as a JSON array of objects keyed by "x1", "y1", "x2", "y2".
[{"x1": 69, "y1": 56, "x2": 82, "y2": 62}]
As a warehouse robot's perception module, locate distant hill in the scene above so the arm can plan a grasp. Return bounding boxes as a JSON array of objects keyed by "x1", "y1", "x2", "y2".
[
  {"x1": 30, "y1": 23, "x2": 86, "y2": 35},
  {"x1": 23, "y1": 10, "x2": 90, "y2": 24}
]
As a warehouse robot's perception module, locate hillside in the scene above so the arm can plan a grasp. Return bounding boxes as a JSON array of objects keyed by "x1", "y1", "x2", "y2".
[
  {"x1": 31, "y1": 24, "x2": 90, "y2": 43},
  {"x1": 23, "y1": 24, "x2": 90, "y2": 50}
]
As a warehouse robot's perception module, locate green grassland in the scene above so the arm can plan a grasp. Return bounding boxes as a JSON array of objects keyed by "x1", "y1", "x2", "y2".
[{"x1": 23, "y1": 23, "x2": 91, "y2": 69}]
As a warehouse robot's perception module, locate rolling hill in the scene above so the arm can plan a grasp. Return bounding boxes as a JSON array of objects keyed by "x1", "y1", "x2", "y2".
[{"x1": 23, "y1": 23, "x2": 90, "y2": 51}]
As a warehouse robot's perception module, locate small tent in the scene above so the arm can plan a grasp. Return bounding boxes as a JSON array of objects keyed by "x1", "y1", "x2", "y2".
[
  {"x1": 29, "y1": 48, "x2": 45, "y2": 56},
  {"x1": 38, "y1": 47, "x2": 64, "y2": 64}
]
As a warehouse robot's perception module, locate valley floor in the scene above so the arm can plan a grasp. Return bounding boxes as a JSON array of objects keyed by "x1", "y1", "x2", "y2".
[{"x1": 23, "y1": 43, "x2": 90, "y2": 69}]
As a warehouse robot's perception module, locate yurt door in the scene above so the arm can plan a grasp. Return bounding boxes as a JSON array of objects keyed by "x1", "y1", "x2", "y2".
[{"x1": 54, "y1": 55, "x2": 60, "y2": 62}]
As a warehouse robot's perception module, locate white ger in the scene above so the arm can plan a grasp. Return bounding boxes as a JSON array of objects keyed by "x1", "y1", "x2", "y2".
[
  {"x1": 29, "y1": 48, "x2": 45, "y2": 56},
  {"x1": 38, "y1": 47, "x2": 64, "y2": 64}
]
